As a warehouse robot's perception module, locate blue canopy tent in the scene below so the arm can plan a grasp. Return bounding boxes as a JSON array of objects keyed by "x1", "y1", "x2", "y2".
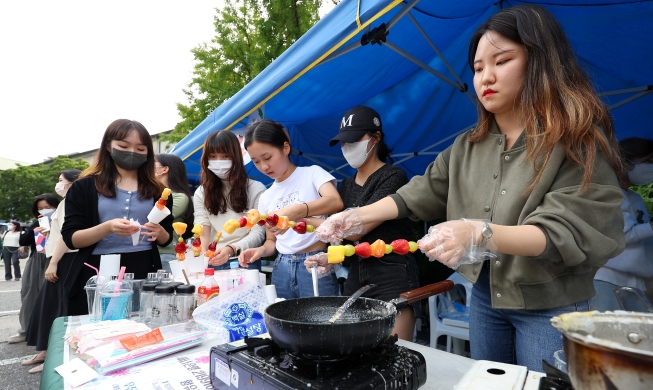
[{"x1": 170, "y1": 0, "x2": 653, "y2": 185}]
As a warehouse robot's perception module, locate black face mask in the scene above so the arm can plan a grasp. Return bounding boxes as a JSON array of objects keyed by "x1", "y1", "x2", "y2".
[{"x1": 111, "y1": 148, "x2": 148, "y2": 171}]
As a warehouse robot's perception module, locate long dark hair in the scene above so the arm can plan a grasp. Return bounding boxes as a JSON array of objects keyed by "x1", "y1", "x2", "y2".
[
  {"x1": 81, "y1": 119, "x2": 162, "y2": 201},
  {"x1": 200, "y1": 130, "x2": 249, "y2": 214},
  {"x1": 155, "y1": 153, "x2": 195, "y2": 227},
  {"x1": 9, "y1": 221, "x2": 21, "y2": 232},
  {"x1": 244, "y1": 119, "x2": 290, "y2": 151},
  {"x1": 60, "y1": 169, "x2": 81, "y2": 183},
  {"x1": 467, "y1": 4, "x2": 621, "y2": 192},
  {"x1": 31, "y1": 194, "x2": 60, "y2": 219}
]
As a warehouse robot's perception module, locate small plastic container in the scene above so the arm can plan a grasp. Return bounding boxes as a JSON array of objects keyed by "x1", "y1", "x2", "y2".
[
  {"x1": 553, "y1": 349, "x2": 567, "y2": 373},
  {"x1": 84, "y1": 275, "x2": 110, "y2": 322},
  {"x1": 99, "y1": 279, "x2": 133, "y2": 321},
  {"x1": 175, "y1": 284, "x2": 196, "y2": 323},
  {"x1": 139, "y1": 283, "x2": 159, "y2": 325},
  {"x1": 197, "y1": 268, "x2": 218, "y2": 307},
  {"x1": 151, "y1": 284, "x2": 175, "y2": 327}
]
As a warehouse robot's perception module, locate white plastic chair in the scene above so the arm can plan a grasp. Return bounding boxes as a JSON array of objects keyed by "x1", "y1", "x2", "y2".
[{"x1": 429, "y1": 272, "x2": 472, "y2": 355}]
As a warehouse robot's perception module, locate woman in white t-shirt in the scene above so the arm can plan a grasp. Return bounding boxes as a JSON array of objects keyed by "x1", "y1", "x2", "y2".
[
  {"x1": 2, "y1": 221, "x2": 24, "y2": 281},
  {"x1": 194, "y1": 130, "x2": 266, "y2": 269},
  {"x1": 239, "y1": 119, "x2": 344, "y2": 298}
]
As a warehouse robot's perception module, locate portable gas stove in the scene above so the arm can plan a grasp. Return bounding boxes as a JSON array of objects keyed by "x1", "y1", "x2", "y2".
[{"x1": 210, "y1": 336, "x2": 427, "y2": 389}]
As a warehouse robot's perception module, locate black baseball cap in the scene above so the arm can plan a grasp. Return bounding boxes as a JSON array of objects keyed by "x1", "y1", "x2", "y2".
[{"x1": 329, "y1": 105, "x2": 383, "y2": 147}]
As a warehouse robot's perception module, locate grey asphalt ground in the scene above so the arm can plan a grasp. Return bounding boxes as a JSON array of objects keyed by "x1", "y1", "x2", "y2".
[{"x1": 0, "y1": 260, "x2": 42, "y2": 389}]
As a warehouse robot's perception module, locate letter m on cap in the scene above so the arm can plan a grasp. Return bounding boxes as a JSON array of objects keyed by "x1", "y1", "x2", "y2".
[{"x1": 341, "y1": 115, "x2": 354, "y2": 129}]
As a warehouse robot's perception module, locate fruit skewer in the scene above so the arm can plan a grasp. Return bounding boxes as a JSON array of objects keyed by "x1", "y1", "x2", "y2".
[
  {"x1": 222, "y1": 209, "x2": 315, "y2": 235},
  {"x1": 326, "y1": 239, "x2": 419, "y2": 264}
]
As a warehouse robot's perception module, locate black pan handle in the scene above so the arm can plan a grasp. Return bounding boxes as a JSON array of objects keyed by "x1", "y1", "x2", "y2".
[{"x1": 399, "y1": 280, "x2": 454, "y2": 304}]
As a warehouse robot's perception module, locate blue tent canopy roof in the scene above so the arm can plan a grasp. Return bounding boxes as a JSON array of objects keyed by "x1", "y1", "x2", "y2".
[{"x1": 171, "y1": 0, "x2": 653, "y2": 185}]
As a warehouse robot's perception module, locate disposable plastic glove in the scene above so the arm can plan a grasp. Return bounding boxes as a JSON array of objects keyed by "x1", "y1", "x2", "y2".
[
  {"x1": 417, "y1": 219, "x2": 496, "y2": 269},
  {"x1": 303, "y1": 252, "x2": 333, "y2": 278},
  {"x1": 315, "y1": 208, "x2": 365, "y2": 245}
]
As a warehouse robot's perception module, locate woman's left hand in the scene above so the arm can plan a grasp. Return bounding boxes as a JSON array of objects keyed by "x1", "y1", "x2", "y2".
[
  {"x1": 141, "y1": 222, "x2": 166, "y2": 243},
  {"x1": 45, "y1": 262, "x2": 58, "y2": 283},
  {"x1": 34, "y1": 226, "x2": 47, "y2": 233},
  {"x1": 209, "y1": 247, "x2": 232, "y2": 267},
  {"x1": 417, "y1": 219, "x2": 485, "y2": 268}
]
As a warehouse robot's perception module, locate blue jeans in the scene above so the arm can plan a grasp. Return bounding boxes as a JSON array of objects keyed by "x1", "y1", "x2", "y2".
[
  {"x1": 272, "y1": 251, "x2": 340, "y2": 299},
  {"x1": 469, "y1": 262, "x2": 591, "y2": 371},
  {"x1": 159, "y1": 253, "x2": 176, "y2": 273}
]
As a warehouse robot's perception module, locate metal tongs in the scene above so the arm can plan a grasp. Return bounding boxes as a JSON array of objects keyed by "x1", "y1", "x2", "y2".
[{"x1": 613, "y1": 286, "x2": 653, "y2": 313}]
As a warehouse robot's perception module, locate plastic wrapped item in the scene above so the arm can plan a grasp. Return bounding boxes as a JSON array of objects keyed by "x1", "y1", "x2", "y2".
[
  {"x1": 193, "y1": 282, "x2": 269, "y2": 343},
  {"x1": 82, "y1": 321, "x2": 207, "y2": 375}
]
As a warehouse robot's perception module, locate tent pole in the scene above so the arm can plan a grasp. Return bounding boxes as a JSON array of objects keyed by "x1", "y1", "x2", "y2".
[
  {"x1": 405, "y1": 11, "x2": 476, "y2": 103},
  {"x1": 598, "y1": 85, "x2": 652, "y2": 97},
  {"x1": 384, "y1": 40, "x2": 463, "y2": 91},
  {"x1": 608, "y1": 90, "x2": 653, "y2": 111},
  {"x1": 392, "y1": 125, "x2": 473, "y2": 166},
  {"x1": 384, "y1": 0, "x2": 421, "y2": 31}
]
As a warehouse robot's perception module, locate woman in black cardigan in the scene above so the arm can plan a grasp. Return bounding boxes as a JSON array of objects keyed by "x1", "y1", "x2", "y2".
[{"x1": 61, "y1": 119, "x2": 174, "y2": 315}]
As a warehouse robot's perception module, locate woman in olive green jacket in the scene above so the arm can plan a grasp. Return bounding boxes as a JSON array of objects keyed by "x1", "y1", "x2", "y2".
[{"x1": 315, "y1": 5, "x2": 625, "y2": 371}]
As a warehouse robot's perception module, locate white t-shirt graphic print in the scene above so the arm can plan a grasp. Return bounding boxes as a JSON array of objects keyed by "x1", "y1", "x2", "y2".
[{"x1": 257, "y1": 166, "x2": 336, "y2": 254}]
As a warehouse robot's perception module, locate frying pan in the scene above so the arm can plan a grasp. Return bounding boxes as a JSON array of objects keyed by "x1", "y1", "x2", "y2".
[{"x1": 264, "y1": 280, "x2": 454, "y2": 357}]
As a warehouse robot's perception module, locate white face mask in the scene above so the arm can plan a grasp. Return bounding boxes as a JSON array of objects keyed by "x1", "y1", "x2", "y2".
[
  {"x1": 341, "y1": 139, "x2": 375, "y2": 169},
  {"x1": 39, "y1": 208, "x2": 55, "y2": 216},
  {"x1": 55, "y1": 182, "x2": 69, "y2": 197},
  {"x1": 208, "y1": 160, "x2": 232, "y2": 180},
  {"x1": 628, "y1": 162, "x2": 653, "y2": 185}
]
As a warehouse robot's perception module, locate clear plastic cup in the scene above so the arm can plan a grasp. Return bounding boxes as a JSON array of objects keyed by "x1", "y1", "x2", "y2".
[
  {"x1": 100, "y1": 279, "x2": 133, "y2": 321},
  {"x1": 84, "y1": 275, "x2": 110, "y2": 322},
  {"x1": 553, "y1": 349, "x2": 567, "y2": 373}
]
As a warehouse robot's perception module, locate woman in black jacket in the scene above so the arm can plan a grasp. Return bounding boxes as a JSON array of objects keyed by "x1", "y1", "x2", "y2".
[{"x1": 61, "y1": 119, "x2": 173, "y2": 315}]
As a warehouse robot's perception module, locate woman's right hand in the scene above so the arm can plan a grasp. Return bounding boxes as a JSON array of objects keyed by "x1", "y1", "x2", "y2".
[
  {"x1": 106, "y1": 218, "x2": 140, "y2": 237},
  {"x1": 209, "y1": 247, "x2": 232, "y2": 267},
  {"x1": 304, "y1": 252, "x2": 333, "y2": 278},
  {"x1": 315, "y1": 209, "x2": 365, "y2": 245},
  {"x1": 45, "y1": 262, "x2": 58, "y2": 283},
  {"x1": 238, "y1": 247, "x2": 264, "y2": 268}
]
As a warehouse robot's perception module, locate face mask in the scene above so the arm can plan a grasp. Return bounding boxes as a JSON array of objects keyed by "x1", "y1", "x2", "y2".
[
  {"x1": 208, "y1": 160, "x2": 232, "y2": 180},
  {"x1": 55, "y1": 182, "x2": 69, "y2": 197},
  {"x1": 628, "y1": 162, "x2": 653, "y2": 185},
  {"x1": 341, "y1": 139, "x2": 375, "y2": 169},
  {"x1": 111, "y1": 148, "x2": 148, "y2": 171},
  {"x1": 39, "y1": 208, "x2": 55, "y2": 216}
]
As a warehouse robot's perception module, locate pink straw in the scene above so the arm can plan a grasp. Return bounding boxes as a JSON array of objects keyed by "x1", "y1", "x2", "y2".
[
  {"x1": 84, "y1": 263, "x2": 99, "y2": 276},
  {"x1": 114, "y1": 266, "x2": 126, "y2": 293}
]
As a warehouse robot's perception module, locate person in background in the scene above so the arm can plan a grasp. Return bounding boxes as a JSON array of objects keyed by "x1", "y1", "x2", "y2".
[
  {"x1": 7, "y1": 194, "x2": 60, "y2": 344},
  {"x1": 155, "y1": 154, "x2": 194, "y2": 273},
  {"x1": 2, "y1": 221, "x2": 24, "y2": 282},
  {"x1": 315, "y1": 5, "x2": 625, "y2": 371},
  {"x1": 61, "y1": 119, "x2": 173, "y2": 315},
  {"x1": 305, "y1": 105, "x2": 419, "y2": 341},
  {"x1": 23, "y1": 169, "x2": 81, "y2": 373},
  {"x1": 593, "y1": 138, "x2": 653, "y2": 311},
  {"x1": 194, "y1": 130, "x2": 266, "y2": 270},
  {"x1": 239, "y1": 119, "x2": 344, "y2": 298}
]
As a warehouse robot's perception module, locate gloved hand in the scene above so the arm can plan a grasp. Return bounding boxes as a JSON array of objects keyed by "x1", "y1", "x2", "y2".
[
  {"x1": 304, "y1": 252, "x2": 333, "y2": 278},
  {"x1": 315, "y1": 208, "x2": 365, "y2": 245},
  {"x1": 417, "y1": 219, "x2": 496, "y2": 269}
]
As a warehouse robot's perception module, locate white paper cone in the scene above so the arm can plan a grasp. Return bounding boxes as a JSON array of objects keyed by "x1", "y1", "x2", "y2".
[
  {"x1": 168, "y1": 260, "x2": 186, "y2": 280},
  {"x1": 99, "y1": 254, "x2": 121, "y2": 276},
  {"x1": 244, "y1": 270, "x2": 261, "y2": 287},
  {"x1": 263, "y1": 285, "x2": 277, "y2": 304},
  {"x1": 129, "y1": 218, "x2": 141, "y2": 246},
  {"x1": 186, "y1": 255, "x2": 206, "y2": 273},
  {"x1": 38, "y1": 216, "x2": 50, "y2": 232},
  {"x1": 147, "y1": 206, "x2": 171, "y2": 224}
]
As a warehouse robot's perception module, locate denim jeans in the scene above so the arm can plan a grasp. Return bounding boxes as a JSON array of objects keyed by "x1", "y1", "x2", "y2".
[
  {"x1": 469, "y1": 262, "x2": 591, "y2": 371},
  {"x1": 2, "y1": 246, "x2": 21, "y2": 280},
  {"x1": 159, "y1": 253, "x2": 176, "y2": 273},
  {"x1": 271, "y1": 251, "x2": 340, "y2": 299}
]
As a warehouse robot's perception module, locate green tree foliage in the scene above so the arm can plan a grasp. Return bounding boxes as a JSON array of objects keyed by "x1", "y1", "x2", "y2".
[
  {"x1": 633, "y1": 183, "x2": 653, "y2": 217},
  {"x1": 161, "y1": 0, "x2": 327, "y2": 144},
  {"x1": 0, "y1": 156, "x2": 88, "y2": 221}
]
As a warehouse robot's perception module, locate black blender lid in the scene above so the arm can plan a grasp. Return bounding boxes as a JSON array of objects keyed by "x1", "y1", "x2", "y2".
[
  {"x1": 154, "y1": 284, "x2": 175, "y2": 294},
  {"x1": 175, "y1": 284, "x2": 196, "y2": 294}
]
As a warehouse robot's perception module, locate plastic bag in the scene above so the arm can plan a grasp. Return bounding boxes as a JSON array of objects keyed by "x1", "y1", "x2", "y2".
[
  {"x1": 437, "y1": 294, "x2": 469, "y2": 323},
  {"x1": 192, "y1": 281, "x2": 269, "y2": 344}
]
